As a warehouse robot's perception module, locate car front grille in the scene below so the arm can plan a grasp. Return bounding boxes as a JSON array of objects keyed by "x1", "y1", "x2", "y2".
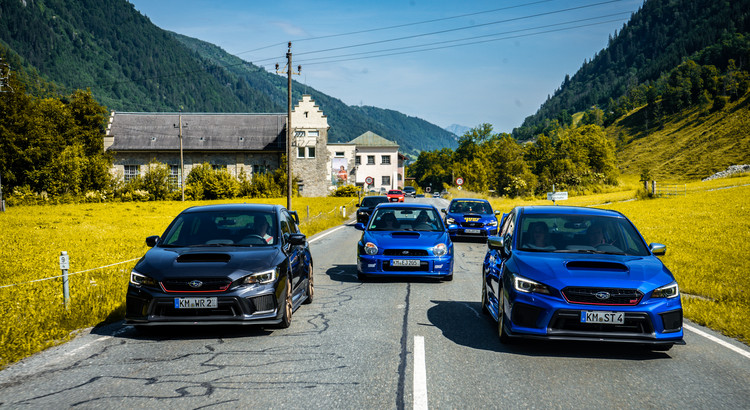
[
  {"x1": 562, "y1": 287, "x2": 643, "y2": 306},
  {"x1": 153, "y1": 298, "x2": 242, "y2": 317},
  {"x1": 161, "y1": 278, "x2": 232, "y2": 293},
  {"x1": 382, "y1": 260, "x2": 430, "y2": 272},
  {"x1": 383, "y1": 249, "x2": 429, "y2": 256},
  {"x1": 460, "y1": 222, "x2": 484, "y2": 228},
  {"x1": 549, "y1": 310, "x2": 654, "y2": 336}
]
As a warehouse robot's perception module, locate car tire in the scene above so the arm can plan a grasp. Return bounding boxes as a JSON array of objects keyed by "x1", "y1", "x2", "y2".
[
  {"x1": 303, "y1": 264, "x2": 314, "y2": 304},
  {"x1": 275, "y1": 277, "x2": 293, "y2": 329},
  {"x1": 498, "y1": 291, "x2": 513, "y2": 344}
]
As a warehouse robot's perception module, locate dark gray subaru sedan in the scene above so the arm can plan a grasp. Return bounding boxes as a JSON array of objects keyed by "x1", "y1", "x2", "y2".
[{"x1": 126, "y1": 204, "x2": 313, "y2": 330}]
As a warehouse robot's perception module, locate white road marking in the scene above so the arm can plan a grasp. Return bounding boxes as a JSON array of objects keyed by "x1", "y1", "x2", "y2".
[
  {"x1": 414, "y1": 335, "x2": 428, "y2": 410},
  {"x1": 308, "y1": 225, "x2": 347, "y2": 243},
  {"x1": 684, "y1": 324, "x2": 750, "y2": 359},
  {"x1": 64, "y1": 336, "x2": 111, "y2": 356}
]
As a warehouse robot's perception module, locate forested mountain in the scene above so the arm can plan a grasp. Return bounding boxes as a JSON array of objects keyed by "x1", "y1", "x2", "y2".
[
  {"x1": 171, "y1": 33, "x2": 459, "y2": 154},
  {"x1": 514, "y1": 0, "x2": 750, "y2": 139},
  {"x1": 0, "y1": 0, "x2": 457, "y2": 155}
]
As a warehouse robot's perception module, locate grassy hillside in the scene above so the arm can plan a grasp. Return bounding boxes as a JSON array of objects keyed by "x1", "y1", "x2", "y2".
[{"x1": 610, "y1": 91, "x2": 750, "y2": 180}]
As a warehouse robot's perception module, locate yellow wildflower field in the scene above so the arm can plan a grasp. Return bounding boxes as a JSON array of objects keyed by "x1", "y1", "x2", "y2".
[{"x1": 0, "y1": 197, "x2": 357, "y2": 368}]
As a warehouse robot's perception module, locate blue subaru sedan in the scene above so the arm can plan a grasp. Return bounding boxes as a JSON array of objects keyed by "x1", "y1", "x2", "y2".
[
  {"x1": 482, "y1": 205, "x2": 683, "y2": 350},
  {"x1": 355, "y1": 203, "x2": 454, "y2": 281},
  {"x1": 442, "y1": 198, "x2": 500, "y2": 240}
]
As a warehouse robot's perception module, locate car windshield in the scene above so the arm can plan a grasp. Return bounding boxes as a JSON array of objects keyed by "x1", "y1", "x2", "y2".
[
  {"x1": 368, "y1": 208, "x2": 444, "y2": 232},
  {"x1": 388, "y1": 190, "x2": 401, "y2": 195},
  {"x1": 449, "y1": 201, "x2": 491, "y2": 214},
  {"x1": 160, "y1": 211, "x2": 277, "y2": 247},
  {"x1": 360, "y1": 196, "x2": 389, "y2": 207},
  {"x1": 516, "y1": 214, "x2": 650, "y2": 256}
]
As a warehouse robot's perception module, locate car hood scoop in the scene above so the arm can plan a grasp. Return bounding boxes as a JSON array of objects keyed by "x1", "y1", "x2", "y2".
[
  {"x1": 566, "y1": 261, "x2": 628, "y2": 272},
  {"x1": 176, "y1": 253, "x2": 231, "y2": 263},
  {"x1": 391, "y1": 232, "x2": 421, "y2": 238}
]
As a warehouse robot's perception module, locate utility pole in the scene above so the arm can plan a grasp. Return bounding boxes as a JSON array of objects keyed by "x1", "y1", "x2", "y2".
[
  {"x1": 174, "y1": 110, "x2": 187, "y2": 201},
  {"x1": 276, "y1": 42, "x2": 301, "y2": 210},
  {"x1": 0, "y1": 172, "x2": 5, "y2": 212}
]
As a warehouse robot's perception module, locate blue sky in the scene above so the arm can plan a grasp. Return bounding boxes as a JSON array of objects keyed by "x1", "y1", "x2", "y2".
[{"x1": 128, "y1": 0, "x2": 643, "y2": 133}]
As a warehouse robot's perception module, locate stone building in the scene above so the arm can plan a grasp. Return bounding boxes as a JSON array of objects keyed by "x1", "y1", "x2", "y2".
[
  {"x1": 326, "y1": 131, "x2": 402, "y2": 193},
  {"x1": 104, "y1": 95, "x2": 330, "y2": 197}
]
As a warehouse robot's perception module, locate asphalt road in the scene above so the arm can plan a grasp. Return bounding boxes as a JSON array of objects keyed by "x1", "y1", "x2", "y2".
[{"x1": 1, "y1": 197, "x2": 749, "y2": 409}]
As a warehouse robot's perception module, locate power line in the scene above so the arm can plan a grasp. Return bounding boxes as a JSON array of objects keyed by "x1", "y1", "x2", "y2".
[{"x1": 294, "y1": 12, "x2": 630, "y2": 65}]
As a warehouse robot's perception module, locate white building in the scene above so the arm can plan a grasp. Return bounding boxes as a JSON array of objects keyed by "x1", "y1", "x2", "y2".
[{"x1": 326, "y1": 131, "x2": 401, "y2": 193}]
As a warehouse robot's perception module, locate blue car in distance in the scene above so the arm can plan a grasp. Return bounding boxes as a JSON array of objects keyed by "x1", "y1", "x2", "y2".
[
  {"x1": 355, "y1": 203, "x2": 454, "y2": 281},
  {"x1": 482, "y1": 205, "x2": 683, "y2": 350},
  {"x1": 442, "y1": 198, "x2": 500, "y2": 240}
]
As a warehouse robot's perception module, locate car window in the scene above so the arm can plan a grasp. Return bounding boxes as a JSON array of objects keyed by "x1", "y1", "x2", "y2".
[
  {"x1": 280, "y1": 211, "x2": 292, "y2": 239},
  {"x1": 516, "y1": 214, "x2": 650, "y2": 255},
  {"x1": 161, "y1": 211, "x2": 276, "y2": 247},
  {"x1": 369, "y1": 208, "x2": 443, "y2": 231},
  {"x1": 361, "y1": 196, "x2": 389, "y2": 207},
  {"x1": 449, "y1": 200, "x2": 489, "y2": 214}
]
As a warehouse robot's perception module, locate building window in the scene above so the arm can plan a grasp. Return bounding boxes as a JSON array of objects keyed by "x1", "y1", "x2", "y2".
[
  {"x1": 382, "y1": 176, "x2": 391, "y2": 186},
  {"x1": 355, "y1": 155, "x2": 361, "y2": 165},
  {"x1": 124, "y1": 165, "x2": 139, "y2": 183},
  {"x1": 294, "y1": 131, "x2": 305, "y2": 137},
  {"x1": 253, "y1": 165, "x2": 268, "y2": 174},
  {"x1": 212, "y1": 164, "x2": 226, "y2": 172},
  {"x1": 298, "y1": 147, "x2": 306, "y2": 158},
  {"x1": 308, "y1": 130, "x2": 319, "y2": 137},
  {"x1": 335, "y1": 151, "x2": 345, "y2": 157},
  {"x1": 307, "y1": 147, "x2": 316, "y2": 158},
  {"x1": 381, "y1": 155, "x2": 391, "y2": 165},
  {"x1": 367, "y1": 155, "x2": 375, "y2": 165},
  {"x1": 169, "y1": 165, "x2": 181, "y2": 189}
]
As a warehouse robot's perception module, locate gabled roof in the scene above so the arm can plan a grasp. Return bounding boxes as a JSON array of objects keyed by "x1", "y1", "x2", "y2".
[
  {"x1": 106, "y1": 112, "x2": 287, "y2": 151},
  {"x1": 348, "y1": 131, "x2": 398, "y2": 147}
]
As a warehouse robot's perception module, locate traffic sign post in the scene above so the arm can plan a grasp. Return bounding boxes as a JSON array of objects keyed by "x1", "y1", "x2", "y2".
[
  {"x1": 455, "y1": 177, "x2": 464, "y2": 186},
  {"x1": 546, "y1": 189, "x2": 568, "y2": 205},
  {"x1": 59, "y1": 251, "x2": 70, "y2": 309}
]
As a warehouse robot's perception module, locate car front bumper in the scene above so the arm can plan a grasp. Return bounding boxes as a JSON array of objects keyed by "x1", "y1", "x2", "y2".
[
  {"x1": 448, "y1": 225, "x2": 498, "y2": 239},
  {"x1": 501, "y1": 290, "x2": 684, "y2": 344},
  {"x1": 357, "y1": 254, "x2": 453, "y2": 278},
  {"x1": 125, "y1": 281, "x2": 285, "y2": 326}
]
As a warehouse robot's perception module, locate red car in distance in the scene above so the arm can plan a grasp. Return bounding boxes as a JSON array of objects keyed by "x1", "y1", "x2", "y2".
[{"x1": 387, "y1": 189, "x2": 405, "y2": 202}]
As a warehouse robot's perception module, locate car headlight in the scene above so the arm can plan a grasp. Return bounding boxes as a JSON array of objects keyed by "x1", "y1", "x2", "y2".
[
  {"x1": 364, "y1": 242, "x2": 378, "y2": 255},
  {"x1": 652, "y1": 282, "x2": 679, "y2": 298},
  {"x1": 488, "y1": 220, "x2": 498, "y2": 226},
  {"x1": 433, "y1": 243, "x2": 447, "y2": 257},
  {"x1": 512, "y1": 274, "x2": 552, "y2": 295},
  {"x1": 130, "y1": 271, "x2": 158, "y2": 287},
  {"x1": 242, "y1": 268, "x2": 277, "y2": 285},
  {"x1": 446, "y1": 217, "x2": 455, "y2": 225}
]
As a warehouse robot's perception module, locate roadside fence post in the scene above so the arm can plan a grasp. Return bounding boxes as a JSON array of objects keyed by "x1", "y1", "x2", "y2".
[
  {"x1": 651, "y1": 180, "x2": 657, "y2": 196},
  {"x1": 306, "y1": 205, "x2": 310, "y2": 220},
  {"x1": 342, "y1": 206, "x2": 346, "y2": 218},
  {"x1": 60, "y1": 251, "x2": 70, "y2": 309}
]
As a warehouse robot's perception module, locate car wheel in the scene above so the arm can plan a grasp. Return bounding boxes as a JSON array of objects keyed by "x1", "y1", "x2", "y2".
[
  {"x1": 498, "y1": 291, "x2": 512, "y2": 344},
  {"x1": 303, "y1": 265, "x2": 314, "y2": 304},
  {"x1": 275, "y1": 277, "x2": 293, "y2": 329},
  {"x1": 481, "y1": 279, "x2": 489, "y2": 315}
]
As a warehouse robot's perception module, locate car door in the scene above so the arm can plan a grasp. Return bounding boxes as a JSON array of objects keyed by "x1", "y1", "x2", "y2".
[{"x1": 280, "y1": 210, "x2": 303, "y2": 292}]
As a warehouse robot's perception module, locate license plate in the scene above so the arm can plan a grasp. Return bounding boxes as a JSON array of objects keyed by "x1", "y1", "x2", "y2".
[
  {"x1": 581, "y1": 311, "x2": 624, "y2": 324},
  {"x1": 174, "y1": 297, "x2": 217, "y2": 309},
  {"x1": 391, "y1": 259, "x2": 420, "y2": 267},
  {"x1": 464, "y1": 229, "x2": 481, "y2": 234}
]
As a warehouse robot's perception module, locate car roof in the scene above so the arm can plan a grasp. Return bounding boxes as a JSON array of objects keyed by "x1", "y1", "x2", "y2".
[
  {"x1": 518, "y1": 205, "x2": 625, "y2": 218},
  {"x1": 179, "y1": 203, "x2": 282, "y2": 214},
  {"x1": 375, "y1": 203, "x2": 437, "y2": 210},
  {"x1": 450, "y1": 198, "x2": 490, "y2": 203}
]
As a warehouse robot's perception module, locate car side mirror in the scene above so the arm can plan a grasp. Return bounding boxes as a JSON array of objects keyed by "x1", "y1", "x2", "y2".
[
  {"x1": 494, "y1": 210, "x2": 501, "y2": 215},
  {"x1": 487, "y1": 235, "x2": 504, "y2": 251},
  {"x1": 441, "y1": 208, "x2": 446, "y2": 214},
  {"x1": 356, "y1": 203, "x2": 360, "y2": 207},
  {"x1": 354, "y1": 223, "x2": 365, "y2": 231},
  {"x1": 288, "y1": 233, "x2": 307, "y2": 246},
  {"x1": 146, "y1": 235, "x2": 160, "y2": 247},
  {"x1": 649, "y1": 243, "x2": 667, "y2": 256},
  {"x1": 447, "y1": 224, "x2": 458, "y2": 231}
]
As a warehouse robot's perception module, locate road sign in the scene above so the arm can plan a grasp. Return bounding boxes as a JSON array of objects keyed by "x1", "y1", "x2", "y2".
[
  {"x1": 547, "y1": 191, "x2": 568, "y2": 202},
  {"x1": 365, "y1": 176, "x2": 374, "y2": 185},
  {"x1": 425, "y1": 186, "x2": 431, "y2": 193},
  {"x1": 455, "y1": 177, "x2": 464, "y2": 186}
]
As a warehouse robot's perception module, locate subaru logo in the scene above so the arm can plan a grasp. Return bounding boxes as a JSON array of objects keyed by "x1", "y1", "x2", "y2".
[
  {"x1": 595, "y1": 291, "x2": 611, "y2": 300},
  {"x1": 188, "y1": 280, "x2": 203, "y2": 288},
  {"x1": 402, "y1": 251, "x2": 410, "y2": 255}
]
